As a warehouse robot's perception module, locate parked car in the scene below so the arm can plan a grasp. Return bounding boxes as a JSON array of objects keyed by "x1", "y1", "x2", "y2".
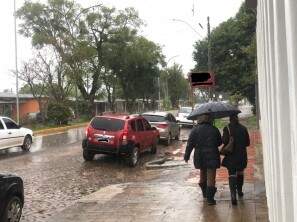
[
  {"x1": 0, "y1": 117, "x2": 33, "y2": 151},
  {"x1": 176, "y1": 106, "x2": 194, "y2": 127},
  {"x1": 0, "y1": 174, "x2": 24, "y2": 222},
  {"x1": 142, "y1": 112, "x2": 180, "y2": 146},
  {"x1": 82, "y1": 114, "x2": 159, "y2": 167}
]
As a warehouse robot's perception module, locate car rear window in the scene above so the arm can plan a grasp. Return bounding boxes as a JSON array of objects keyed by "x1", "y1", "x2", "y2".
[
  {"x1": 142, "y1": 115, "x2": 165, "y2": 122},
  {"x1": 90, "y1": 117, "x2": 125, "y2": 132}
]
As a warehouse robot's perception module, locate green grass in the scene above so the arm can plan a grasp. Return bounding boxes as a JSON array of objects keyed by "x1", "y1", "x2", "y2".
[
  {"x1": 240, "y1": 115, "x2": 258, "y2": 130},
  {"x1": 23, "y1": 117, "x2": 90, "y2": 131},
  {"x1": 213, "y1": 118, "x2": 229, "y2": 130},
  {"x1": 213, "y1": 115, "x2": 258, "y2": 131}
]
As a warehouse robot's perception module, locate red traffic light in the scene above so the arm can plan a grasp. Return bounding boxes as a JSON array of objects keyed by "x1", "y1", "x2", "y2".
[{"x1": 188, "y1": 71, "x2": 215, "y2": 88}]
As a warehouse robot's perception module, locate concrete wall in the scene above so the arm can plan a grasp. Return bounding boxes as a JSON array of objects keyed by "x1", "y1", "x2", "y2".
[{"x1": 257, "y1": 0, "x2": 297, "y2": 221}]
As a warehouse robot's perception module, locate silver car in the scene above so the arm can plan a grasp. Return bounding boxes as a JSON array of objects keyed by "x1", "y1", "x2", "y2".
[{"x1": 142, "y1": 112, "x2": 180, "y2": 145}]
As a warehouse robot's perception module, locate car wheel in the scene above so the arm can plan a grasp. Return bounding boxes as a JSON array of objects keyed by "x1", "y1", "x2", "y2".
[
  {"x1": 128, "y1": 146, "x2": 139, "y2": 167},
  {"x1": 165, "y1": 134, "x2": 171, "y2": 146},
  {"x1": 21, "y1": 135, "x2": 32, "y2": 151},
  {"x1": 83, "y1": 149, "x2": 95, "y2": 161},
  {"x1": 175, "y1": 130, "x2": 180, "y2": 140},
  {"x1": 2, "y1": 196, "x2": 23, "y2": 222},
  {"x1": 151, "y1": 138, "x2": 158, "y2": 154}
]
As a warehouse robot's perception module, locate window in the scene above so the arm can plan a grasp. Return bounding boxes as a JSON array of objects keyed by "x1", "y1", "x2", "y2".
[
  {"x1": 3, "y1": 118, "x2": 19, "y2": 129},
  {"x1": 130, "y1": 120, "x2": 137, "y2": 131},
  {"x1": 136, "y1": 119, "x2": 144, "y2": 131},
  {"x1": 90, "y1": 117, "x2": 125, "y2": 132},
  {"x1": 142, "y1": 115, "x2": 165, "y2": 122},
  {"x1": 165, "y1": 115, "x2": 171, "y2": 122},
  {"x1": 0, "y1": 121, "x2": 4, "y2": 130},
  {"x1": 142, "y1": 119, "x2": 151, "y2": 131}
]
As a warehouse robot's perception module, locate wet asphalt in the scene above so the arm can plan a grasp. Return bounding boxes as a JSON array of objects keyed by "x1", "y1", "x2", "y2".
[{"x1": 0, "y1": 127, "x2": 191, "y2": 222}]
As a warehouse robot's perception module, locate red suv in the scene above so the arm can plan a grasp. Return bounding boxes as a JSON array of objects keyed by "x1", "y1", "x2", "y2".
[{"x1": 82, "y1": 114, "x2": 160, "y2": 167}]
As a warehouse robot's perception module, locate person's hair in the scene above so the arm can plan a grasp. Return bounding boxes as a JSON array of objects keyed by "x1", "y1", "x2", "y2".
[
  {"x1": 197, "y1": 114, "x2": 211, "y2": 123},
  {"x1": 229, "y1": 114, "x2": 239, "y2": 123}
]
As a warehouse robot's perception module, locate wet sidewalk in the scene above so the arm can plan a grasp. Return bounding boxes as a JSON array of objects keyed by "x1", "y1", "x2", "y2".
[{"x1": 48, "y1": 131, "x2": 268, "y2": 222}]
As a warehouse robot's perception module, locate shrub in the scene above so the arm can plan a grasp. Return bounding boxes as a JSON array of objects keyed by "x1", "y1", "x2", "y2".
[{"x1": 47, "y1": 102, "x2": 72, "y2": 125}]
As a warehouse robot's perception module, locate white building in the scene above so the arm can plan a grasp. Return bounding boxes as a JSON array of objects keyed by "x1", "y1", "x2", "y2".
[{"x1": 256, "y1": 0, "x2": 297, "y2": 221}]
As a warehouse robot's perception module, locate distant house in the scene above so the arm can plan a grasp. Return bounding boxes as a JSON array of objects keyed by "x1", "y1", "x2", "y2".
[{"x1": 0, "y1": 93, "x2": 41, "y2": 121}]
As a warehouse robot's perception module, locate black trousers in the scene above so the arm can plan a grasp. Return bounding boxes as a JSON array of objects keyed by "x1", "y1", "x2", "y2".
[{"x1": 227, "y1": 168, "x2": 244, "y2": 176}]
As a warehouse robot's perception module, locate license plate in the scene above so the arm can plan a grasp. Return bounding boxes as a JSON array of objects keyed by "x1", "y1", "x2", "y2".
[{"x1": 97, "y1": 136, "x2": 109, "y2": 142}]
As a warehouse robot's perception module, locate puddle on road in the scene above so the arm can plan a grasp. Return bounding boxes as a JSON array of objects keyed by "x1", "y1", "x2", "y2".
[{"x1": 0, "y1": 128, "x2": 85, "y2": 158}]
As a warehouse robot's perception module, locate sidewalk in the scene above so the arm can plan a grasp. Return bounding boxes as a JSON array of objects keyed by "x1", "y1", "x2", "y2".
[{"x1": 48, "y1": 131, "x2": 268, "y2": 222}]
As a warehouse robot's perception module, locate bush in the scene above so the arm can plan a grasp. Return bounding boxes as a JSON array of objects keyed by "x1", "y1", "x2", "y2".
[{"x1": 47, "y1": 102, "x2": 72, "y2": 125}]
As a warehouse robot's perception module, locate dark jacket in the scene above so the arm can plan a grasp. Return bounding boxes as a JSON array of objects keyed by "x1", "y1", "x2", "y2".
[
  {"x1": 222, "y1": 123, "x2": 250, "y2": 170},
  {"x1": 184, "y1": 122, "x2": 222, "y2": 169}
]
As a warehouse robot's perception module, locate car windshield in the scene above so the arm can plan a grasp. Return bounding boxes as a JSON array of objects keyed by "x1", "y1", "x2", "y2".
[
  {"x1": 90, "y1": 117, "x2": 125, "y2": 132},
  {"x1": 179, "y1": 107, "x2": 192, "y2": 113},
  {"x1": 142, "y1": 115, "x2": 165, "y2": 122}
]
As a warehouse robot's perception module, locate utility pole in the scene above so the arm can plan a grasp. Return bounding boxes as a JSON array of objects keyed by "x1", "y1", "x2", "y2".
[
  {"x1": 207, "y1": 16, "x2": 214, "y2": 101},
  {"x1": 14, "y1": 0, "x2": 19, "y2": 124},
  {"x1": 207, "y1": 16, "x2": 212, "y2": 71}
]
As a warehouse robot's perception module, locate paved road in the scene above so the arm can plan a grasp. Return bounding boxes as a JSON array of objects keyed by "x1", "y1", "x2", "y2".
[{"x1": 0, "y1": 127, "x2": 191, "y2": 222}]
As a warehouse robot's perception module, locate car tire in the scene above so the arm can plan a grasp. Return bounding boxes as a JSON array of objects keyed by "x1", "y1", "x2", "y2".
[
  {"x1": 165, "y1": 134, "x2": 171, "y2": 146},
  {"x1": 83, "y1": 149, "x2": 95, "y2": 161},
  {"x1": 2, "y1": 196, "x2": 23, "y2": 222},
  {"x1": 151, "y1": 138, "x2": 158, "y2": 154},
  {"x1": 128, "y1": 146, "x2": 139, "y2": 167},
  {"x1": 21, "y1": 135, "x2": 32, "y2": 151}
]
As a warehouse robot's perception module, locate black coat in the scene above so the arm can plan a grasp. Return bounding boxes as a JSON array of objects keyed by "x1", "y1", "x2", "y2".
[
  {"x1": 221, "y1": 123, "x2": 250, "y2": 170},
  {"x1": 184, "y1": 122, "x2": 222, "y2": 169}
]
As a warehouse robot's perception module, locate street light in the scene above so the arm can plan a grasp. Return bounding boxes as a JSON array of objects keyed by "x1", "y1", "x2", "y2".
[
  {"x1": 171, "y1": 19, "x2": 203, "y2": 38},
  {"x1": 14, "y1": 0, "x2": 19, "y2": 124}
]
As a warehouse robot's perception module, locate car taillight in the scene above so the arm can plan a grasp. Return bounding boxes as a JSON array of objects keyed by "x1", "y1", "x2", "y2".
[
  {"x1": 121, "y1": 130, "x2": 129, "y2": 145},
  {"x1": 157, "y1": 123, "x2": 168, "y2": 129},
  {"x1": 86, "y1": 128, "x2": 93, "y2": 141}
]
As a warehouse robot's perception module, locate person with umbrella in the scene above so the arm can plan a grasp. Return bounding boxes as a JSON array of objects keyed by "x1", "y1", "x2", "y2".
[
  {"x1": 185, "y1": 102, "x2": 241, "y2": 205},
  {"x1": 221, "y1": 114, "x2": 250, "y2": 205},
  {"x1": 184, "y1": 113, "x2": 222, "y2": 205}
]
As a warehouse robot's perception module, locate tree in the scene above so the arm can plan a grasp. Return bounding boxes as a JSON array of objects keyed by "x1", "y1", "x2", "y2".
[
  {"x1": 17, "y1": 1, "x2": 143, "y2": 114},
  {"x1": 107, "y1": 36, "x2": 164, "y2": 112},
  {"x1": 18, "y1": 55, "x2": 48, "y2": 122},
  {"x1": 193, "y1": 3, "x2": 256, "y2": 106},
  {"x1": 164, "y1": 64, "x2": 188, "y2": 108}
]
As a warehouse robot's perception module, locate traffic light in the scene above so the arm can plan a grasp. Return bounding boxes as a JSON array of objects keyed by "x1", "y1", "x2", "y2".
[{"x1": 188, "y1": 71, "x2": 215, "y2": 88}]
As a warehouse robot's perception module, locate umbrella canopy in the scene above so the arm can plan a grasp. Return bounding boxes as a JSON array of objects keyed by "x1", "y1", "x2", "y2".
[{"x1": 187, "y1": 102, "x2": 241, "y2": 120}]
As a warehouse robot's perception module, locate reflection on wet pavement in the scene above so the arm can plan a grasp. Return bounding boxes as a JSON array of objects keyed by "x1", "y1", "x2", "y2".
[
  {"x1": 0, "y1": 127, "x2": 191, "y2": 222},
  {"x1": 0, "y1": 128, "x2": 86, "y2": 160}
]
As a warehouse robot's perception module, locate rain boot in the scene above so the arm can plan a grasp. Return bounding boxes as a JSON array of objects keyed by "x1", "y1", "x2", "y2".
[
  {"x1": 199, "y1": 182, "x2": 207, "y2": 199},
  {"x1": 237, "y1": 175, "x2": 244, "y2": 197},
  {"x1": 229, "y1": 176, "x2": 237, "y2": 205},
  {"x1": 206, "y1": 186, "x2": 217, "y2": 205}
]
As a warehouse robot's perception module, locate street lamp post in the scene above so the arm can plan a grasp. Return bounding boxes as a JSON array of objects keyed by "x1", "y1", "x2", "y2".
[{"x1": 14, "y1": 0, "x2": 19, "y2": 124}]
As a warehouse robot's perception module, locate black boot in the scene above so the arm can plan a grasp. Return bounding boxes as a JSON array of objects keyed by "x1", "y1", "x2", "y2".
[
  {"x1": 229, "y1": 176, "x2": 237, "y2": 205},
  {"x1": 206, "y1": 186, "x2": 217, "y2": 205},
  {"x1": 237, "y1": 175, "x2": 244, "y2": 197},
  {"x1": 199, "y1": 182, "x2": 207, "y2": 198}
]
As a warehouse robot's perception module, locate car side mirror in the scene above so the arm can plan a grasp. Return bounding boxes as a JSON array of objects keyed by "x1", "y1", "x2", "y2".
[
  {"x1": 151, "y1": 127, "x2": 157, "y2": 130},
  {"x1": 18, "y1": 125, "x2": 22, "y2": 129}
]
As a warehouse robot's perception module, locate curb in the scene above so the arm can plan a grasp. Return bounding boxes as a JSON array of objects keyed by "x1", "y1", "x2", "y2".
[{"x1": 34, "y1": 122, "x2": 88, "y2": 136}]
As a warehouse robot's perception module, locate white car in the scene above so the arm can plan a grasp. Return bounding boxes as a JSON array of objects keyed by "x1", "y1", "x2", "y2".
[
  {"x1": 176, "y1": 107, "x2": 194, "y2": 127},
  {"x1": 0, "y1": 116, "x2": 33, "y2": 151}
]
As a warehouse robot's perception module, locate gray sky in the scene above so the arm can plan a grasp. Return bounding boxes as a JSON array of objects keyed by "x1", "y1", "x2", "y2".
[{"x1": 0, "y1": 0, "x2": 244, "y2": 92}]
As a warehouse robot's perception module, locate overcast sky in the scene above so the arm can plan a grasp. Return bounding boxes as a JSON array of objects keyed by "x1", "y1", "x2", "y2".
[{"x1": 0, "y1": 0, "x2": 244, "y2": 92}]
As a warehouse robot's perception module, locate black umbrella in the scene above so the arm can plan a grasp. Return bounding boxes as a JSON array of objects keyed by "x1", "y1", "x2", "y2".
[{"x1": 187, "y1": 102, "x2": 241, "y2": 120}]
